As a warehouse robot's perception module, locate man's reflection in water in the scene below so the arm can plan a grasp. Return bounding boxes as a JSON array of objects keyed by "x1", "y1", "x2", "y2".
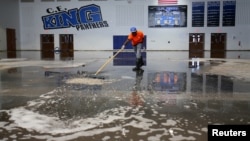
[{"x1": 129, "y1": 69, "x2": 145, "y2": 107}]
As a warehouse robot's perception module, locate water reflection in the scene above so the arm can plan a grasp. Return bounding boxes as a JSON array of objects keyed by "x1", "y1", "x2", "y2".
[
  {"x1": 129, "y1": 69, "x2": 145, "y2": 107},
  {"x1": 1, "y1": 58, "x2": 250, "y2": 141},
  {"x1": 190, "y1": 73, "x2": 249, "y2": 95},
  {"x1": 148, "y1": 71, "x2": 186, "y2": 93}
]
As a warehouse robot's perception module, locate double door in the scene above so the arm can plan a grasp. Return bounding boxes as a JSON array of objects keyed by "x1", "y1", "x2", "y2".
[
  {"x1": 189, "y1": 33, "x2": 227, "y2": 59},
  {"x1": 189, "y1": 33, "x2": 204, "y2": 67},
  {"x1": 40, "y1": 34, "x2": 74, "y2": 60},
  {"x1": 41, "y1": 34, "x2": 54, "y2": 59},
  {"x1": 189, "y1": 33, "x2": 205, "y2": 58},
  {"x1": 60, "y1": 34, "x2": 74, "y2": 60},
  {"x1": 210, "y1": 33, "x2": 226, "y2": 58}
]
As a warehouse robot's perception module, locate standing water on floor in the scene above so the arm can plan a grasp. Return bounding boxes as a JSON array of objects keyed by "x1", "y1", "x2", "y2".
[{"x1": 1, "y1": 56, "x2": 250, "y2": 141}]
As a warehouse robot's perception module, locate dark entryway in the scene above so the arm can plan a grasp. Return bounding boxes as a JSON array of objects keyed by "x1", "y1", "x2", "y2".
[
  {"x1": 210, "y1": 33, "x2": 227, "y2": 58},
  {"x1": 6, "y1": 28, "x2": 16, "y2": 58},
  {"x1": 189, "y1": 33, "x2": 205, "y2": 66},
  {"x1": 189, "y1": 33, "x2": 205, "y2": 58},
  {"x1": 40, "y1": 34, "x2": 55, "y2": 60},
  {"x1": 59, "y1": 34, "x2": 74, "y2": 60}
]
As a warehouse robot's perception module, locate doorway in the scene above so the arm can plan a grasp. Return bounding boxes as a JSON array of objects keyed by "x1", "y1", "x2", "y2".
[
  {"x1": 189, "y1": 33, "x2": 205, "y2": 58},
  {"x1": 189, "y1": 33, "x2": 204, "y2": 66},
  {"x1": 6, "y1": 28, "x2": 16, "y2": 58},
  {"x1": 210, "y1": 33, "x2": 227, "y2": 58},
  {"x1": 40, "y1": 34, "x2": 55, "y2": 60},
  {"x1": 59, "y1": 34, "x2": 74, "y2": 60}
]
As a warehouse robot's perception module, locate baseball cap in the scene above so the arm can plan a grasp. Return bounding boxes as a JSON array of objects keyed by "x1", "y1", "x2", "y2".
[{"x1": 130, "y1": 27, "x2": 137, "y2": 32}]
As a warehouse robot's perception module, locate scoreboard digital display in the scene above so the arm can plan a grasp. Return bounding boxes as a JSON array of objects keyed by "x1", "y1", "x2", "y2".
[{"x1": 148, "y1": 5, "x2": 187, "y2": 28}]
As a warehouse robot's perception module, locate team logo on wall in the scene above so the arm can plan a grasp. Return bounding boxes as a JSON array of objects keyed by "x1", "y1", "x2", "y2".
[{"x1": 42, "y1": 4, "x2": 109, "y2": 31}]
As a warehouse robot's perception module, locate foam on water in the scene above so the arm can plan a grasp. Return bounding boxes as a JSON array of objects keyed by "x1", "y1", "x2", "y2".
[
  {"x1": 0, "y1": 89, "x2": 208, "y2": 141},
  {"x1": 8, "y1": 106, "x2": 124, "y2": 133},
  {"x1": 6, "y1": 105, "x2": 168, "y2": 140},
  {"x1": 121, "y1": 76, "x2": 135, "y2": 80},
  {"x1": 65, "y1": 77, "x2": 104, "y2": 85}
]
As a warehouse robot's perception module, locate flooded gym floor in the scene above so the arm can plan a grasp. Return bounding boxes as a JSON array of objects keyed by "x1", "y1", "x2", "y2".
[{"x1": 1, "y1": 51, "x2": 250, "y2": 141}]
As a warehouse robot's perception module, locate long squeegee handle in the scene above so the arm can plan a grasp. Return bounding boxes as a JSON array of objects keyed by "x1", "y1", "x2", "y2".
[{"x1": 94, "y1": 45, "x2": 125, "y2": 75}]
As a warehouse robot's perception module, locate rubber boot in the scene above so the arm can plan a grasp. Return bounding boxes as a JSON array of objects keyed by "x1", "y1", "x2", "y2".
[
  {"x1": 139, "y1": 56, "x2": 144, "y2": 67},
  {"x1": 132, "y1": 59, "x2": 140, "y2": 71}
]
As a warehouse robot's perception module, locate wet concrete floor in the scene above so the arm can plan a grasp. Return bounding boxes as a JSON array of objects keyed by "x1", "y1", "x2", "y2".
[{"x1": 1, "y1": 51, "x2": 250, "y2": 141}]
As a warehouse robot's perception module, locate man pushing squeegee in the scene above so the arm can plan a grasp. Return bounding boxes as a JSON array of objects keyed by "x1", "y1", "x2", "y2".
[
  {"x1": 122, "y1": 27, "x2": 145, "y2": 71},
  {"x1": 92, "y1": 27, "x2": 145, "y2": 78}
]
